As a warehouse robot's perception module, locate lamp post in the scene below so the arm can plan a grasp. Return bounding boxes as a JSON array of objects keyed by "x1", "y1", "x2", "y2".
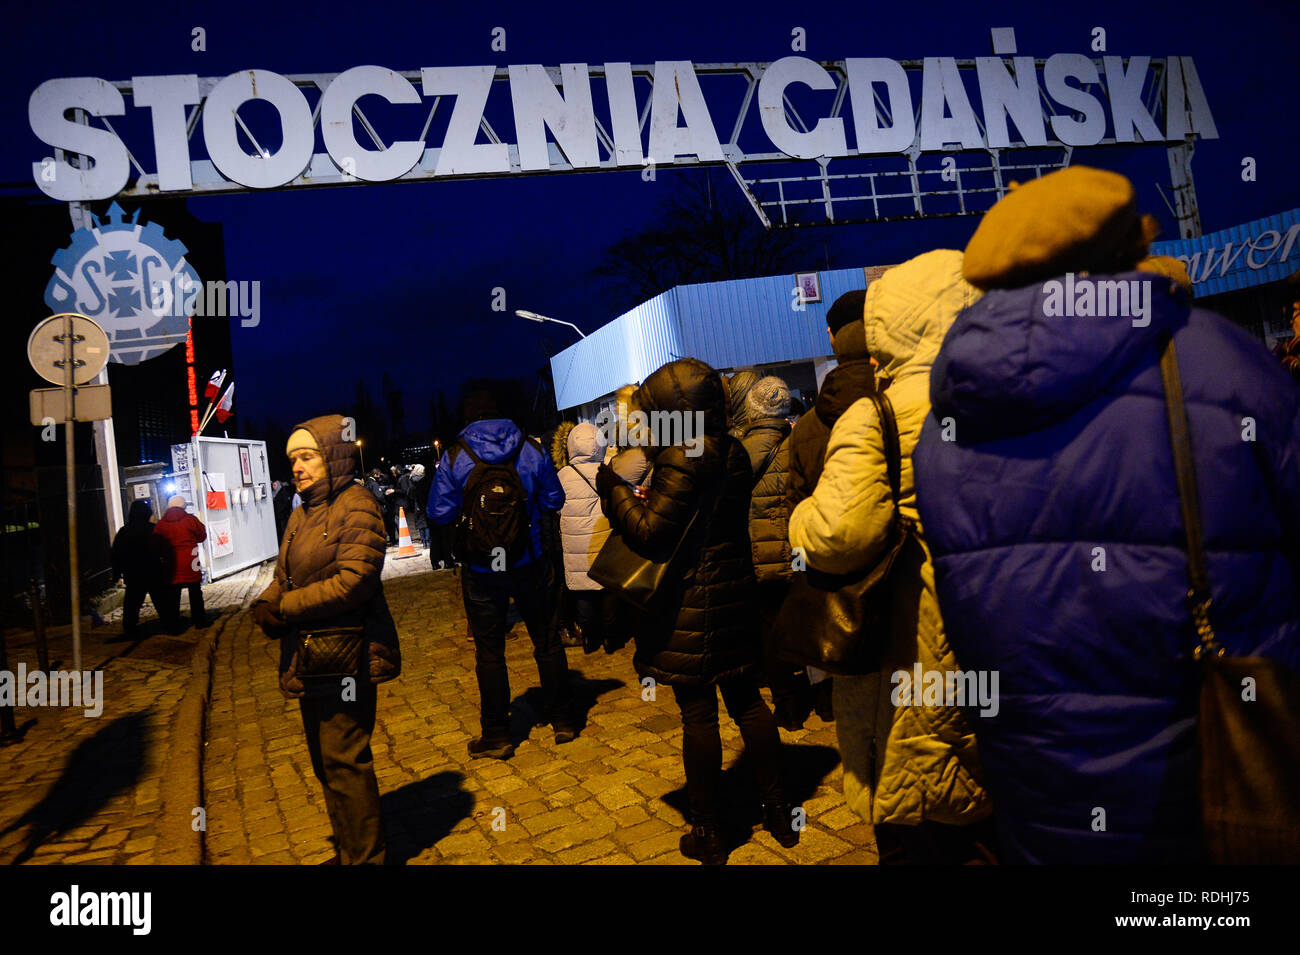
[
  {"x1": 357, "y1": 438, "x2": 365, "y2": 473},
  {"x1": 515, "y1": 309, "x2": 587, "y2": 339}
]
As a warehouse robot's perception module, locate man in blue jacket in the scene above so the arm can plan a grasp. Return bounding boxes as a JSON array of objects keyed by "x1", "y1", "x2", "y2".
[
  {"x1": 914, "y1": 167, "x2": 1300, "y2": 864},
  {"x1": 428, "y1": 393, "x2": 573, "y2": 758}
]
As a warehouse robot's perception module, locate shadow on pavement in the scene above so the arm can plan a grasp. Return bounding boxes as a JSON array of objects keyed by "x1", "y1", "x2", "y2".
[
  {"x1": 507, "y1": 670, "x2": 625, "y2": 743},
  {"x1": 382, "y1": 770, "x2": 473, "y2": 865},
  {"x1": 660, "y1": 741, "x2": 841, "y2": 853},
  {"x1": 0, "y1": 709, "x2": 151, "y2": 865}
]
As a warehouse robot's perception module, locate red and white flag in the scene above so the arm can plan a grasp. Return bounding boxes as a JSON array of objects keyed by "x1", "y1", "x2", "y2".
[
  {"x1": 205, "y1": 369, "x2": 226, "y2": 401},
  {"x1": 214, "y1": 382, "x2": 235, "y2": 422}
]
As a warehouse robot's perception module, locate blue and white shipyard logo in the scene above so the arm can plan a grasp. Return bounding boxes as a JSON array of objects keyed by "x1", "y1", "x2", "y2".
[{"x1": 44, "y1": 202, "x2": 201, "y2": 365}]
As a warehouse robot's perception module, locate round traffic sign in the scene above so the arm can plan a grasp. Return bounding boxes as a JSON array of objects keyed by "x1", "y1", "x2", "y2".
[{"x1": 27, "y1": 313, "x2": 111, "y2": 386}]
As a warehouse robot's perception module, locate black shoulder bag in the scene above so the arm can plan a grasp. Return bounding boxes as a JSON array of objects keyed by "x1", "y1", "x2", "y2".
[
  {"x1": 588, "y1": 478, "x2": 713, "y2": 613},
  {"x1": 775, "y1": 391, "x2": 922, "y2": 675},
  {"x1": 1159, "y1": 334, "x2": 1300, "y2": 864}
]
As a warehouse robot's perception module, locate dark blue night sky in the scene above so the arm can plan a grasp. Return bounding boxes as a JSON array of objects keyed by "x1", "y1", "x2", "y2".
[{"x1": 5, "y1": 0, "x2": 1298, "y2": 434}]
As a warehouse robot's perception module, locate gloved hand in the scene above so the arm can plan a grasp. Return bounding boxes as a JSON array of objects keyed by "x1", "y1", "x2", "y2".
[
  {"x1": 253, "y1": 600, "x2": 291, "y2": 637},
  {"x1": 595, "y1": 463, "x2": 623, "y2": 497}
]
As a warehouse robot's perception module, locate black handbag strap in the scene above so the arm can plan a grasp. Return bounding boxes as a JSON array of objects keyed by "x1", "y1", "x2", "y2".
[
  {"x1": 571, "y1": 463, "x2": 600, "y2": 496},
  {"x1": 1158, "y1": 333, "x2": 1219, "y2": 655},
  {"x1": 869, "y1": 391, "x2": 905, "y2": 509},
  {"x1": 751, "y1": 440, "x2": 782, "y2": 491}
]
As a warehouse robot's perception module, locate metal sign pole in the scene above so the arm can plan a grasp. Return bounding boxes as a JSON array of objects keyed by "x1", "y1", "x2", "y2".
[
  {"x1": 30, "y1": 312, "x2": 109, "y2": 675},
  {"x1": 62, "y1": 314, "x2": 81, "y2": 672},
  {"x1": 67, "y1": 201, "x2": 124, "y2": 545}
]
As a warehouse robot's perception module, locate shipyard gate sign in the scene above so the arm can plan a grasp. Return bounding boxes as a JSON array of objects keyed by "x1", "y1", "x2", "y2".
[{"x1": 27, "y1": 49, "x2": 1217, "y2": 226}]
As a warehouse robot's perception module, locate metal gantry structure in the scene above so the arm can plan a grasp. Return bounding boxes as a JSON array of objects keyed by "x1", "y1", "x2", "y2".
[{"x1": 72, "y1": 56, "x2": 1203, "y2": 238}]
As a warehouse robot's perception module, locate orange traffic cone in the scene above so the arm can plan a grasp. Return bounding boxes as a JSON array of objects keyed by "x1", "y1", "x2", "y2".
[{"x1": 395, "y1": 507, "x2": 419, "y2": 559}]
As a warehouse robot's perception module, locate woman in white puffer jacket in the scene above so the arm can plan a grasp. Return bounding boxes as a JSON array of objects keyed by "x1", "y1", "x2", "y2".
[{"x1": 559, "y1": 422, "x2": 615, "y2": 653}]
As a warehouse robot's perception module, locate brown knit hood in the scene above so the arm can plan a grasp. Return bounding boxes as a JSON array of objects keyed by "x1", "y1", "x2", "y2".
[{"x1": 291, "y1": 413, "x2": 358, "y2": 506}]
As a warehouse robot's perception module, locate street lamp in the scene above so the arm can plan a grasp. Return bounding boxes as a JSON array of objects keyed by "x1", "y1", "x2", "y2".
[
  {"x1": 516, "y1": 309, "x2": 587, "y2": 339},
  {"x1": 357, "y1": 438, "x2": 365, "y2": 473}
]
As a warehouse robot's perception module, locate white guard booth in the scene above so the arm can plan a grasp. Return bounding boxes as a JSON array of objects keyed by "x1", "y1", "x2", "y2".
[{"x1": 172, "y1": 437, "x2": 278, "y2": 580}]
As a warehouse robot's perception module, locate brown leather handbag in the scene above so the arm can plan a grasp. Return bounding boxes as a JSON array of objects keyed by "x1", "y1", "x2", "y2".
[
  {"x1": 775, "y1": 391, "x2": 922, "y2": 676},
  {"x1": 1159, "y1": 334, "x2": 1300, "y2": 864},
  {"x1": 297, "y1": 627, "x2": 366, "y2": 680},
  {"x1": 284, "y1": 527, "x2": 368, "y2": 682}
]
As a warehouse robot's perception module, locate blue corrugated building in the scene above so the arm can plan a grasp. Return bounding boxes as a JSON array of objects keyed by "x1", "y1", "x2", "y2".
[
  {"x1": 552, "y1": 265, "x2": 891, "y2": 417},
  {"x1": 1151, "y1": 207, "x2": 1300, "y2": 348},
  {"x1": 553, "y1": 207, "x2": 1300, "y2": 419}
]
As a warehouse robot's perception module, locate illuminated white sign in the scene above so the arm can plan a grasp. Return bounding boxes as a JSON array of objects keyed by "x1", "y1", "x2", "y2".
[{"x1": 29, "y1": 55, "x2": 1217, "y2": 201}]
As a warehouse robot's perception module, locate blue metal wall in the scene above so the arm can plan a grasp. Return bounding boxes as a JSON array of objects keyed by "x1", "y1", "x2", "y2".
[
  {"x1": 552, "y1": 266, "x2": 872, "y2": 410},
  {"x1": 550, "y1": 289, "x2": 682, "y2": 411},
  {"x1": 1151, "y1": 208, "x2": 1300, "y2": 298}
]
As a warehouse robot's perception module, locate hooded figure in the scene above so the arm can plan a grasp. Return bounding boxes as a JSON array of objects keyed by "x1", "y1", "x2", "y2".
[
  {"x1": 725, "y1": 368, "x2": 762, "y2": 438},
  {"x1": 251, "y1": 414, "x2": 400, "y2": 865},
  {"x1": 595, "y1": 358, "x2": 793, "y2": 864},
  {"x1": 426, "y1": 401, "x2": 572, "y2": 757},
  {"x1": 254, "y1": 414, "x2": 400, "y2": 698},
  {"x1": 741, "y1": 377, "x2": 794, "y2": 582},
  {"x1": 398, "y1": 464, "x2": 428, "y2": 538},
  {"x1": 558, "y1": 422, "x2": 611, "y2": 591},
  {"x1": 596, "y1": 358, "x2": 754, "y2": 682},
  {"x1": 915, "y1": 171, "x2": 1300, "y2": 864},
  {"x1": 789, "y1": 250, "x2": 992, "y2": 843},
  {"x1": 740, "y1": 376, "x2": 811, "y2": 729},
  {"x1": 559, "y1": 422, "x2": 625, "y2": 654},
  {"x1": 112, "y1": 500, "x2": 169, "y2": 636}
]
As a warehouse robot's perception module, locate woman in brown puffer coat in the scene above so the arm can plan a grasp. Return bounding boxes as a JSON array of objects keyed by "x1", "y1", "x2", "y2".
[
  {"x1": 595, "y1": 358, "x2": 793, "y2": 865},
  {"x1": 252, "y1": 413, "x2": 400, "y2": 865}
]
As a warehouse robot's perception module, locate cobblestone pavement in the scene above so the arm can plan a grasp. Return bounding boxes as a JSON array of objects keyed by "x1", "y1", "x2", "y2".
[
  {"x1": 0, "y1": 565, "x2": 269, "y2": 865},
  {"x1": 203, "y1": 550, "x2": 879, "y2": 865}
]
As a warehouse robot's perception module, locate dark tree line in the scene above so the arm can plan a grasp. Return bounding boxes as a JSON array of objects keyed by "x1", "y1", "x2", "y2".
[{"x1": 592, "y1": 170, "x2": 820, "y2": 315}]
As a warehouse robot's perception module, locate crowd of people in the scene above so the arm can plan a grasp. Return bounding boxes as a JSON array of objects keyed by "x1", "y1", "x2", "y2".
[{"x1": 241, "y1": 166, "x2": 1299, "y2": 866}]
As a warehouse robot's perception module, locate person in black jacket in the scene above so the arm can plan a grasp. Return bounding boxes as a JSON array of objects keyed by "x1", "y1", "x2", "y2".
[
  {"x1": 595, "y1": 358, "x2": 794, "y2": 865},
  {"x1": 110, "y1": 500, "x2": 168, "y2": 638},
  {"x1": 401, "y1": 464, "x2": 430, "y2": 547},
  {"x1": 272, "y1": 480, "x2": 295, "y2": 541}
]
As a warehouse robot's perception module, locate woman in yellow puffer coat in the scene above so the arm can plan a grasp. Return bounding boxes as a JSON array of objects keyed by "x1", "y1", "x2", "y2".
[{"x1": 788, "y1": 249, "x2": 993, "y2": 861}]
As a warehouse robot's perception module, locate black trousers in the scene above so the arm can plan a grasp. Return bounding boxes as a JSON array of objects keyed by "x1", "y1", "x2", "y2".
[
  {"x1": 428, "y1": 524, "x2": 456, "y2": 568},
  {"x1": 121, "y1": 577, "x2": 161, "y2": 634},
  {"x1": 758, "y1": 583, "x2": 810, "y2": 708},
  {"x1": 462, "y1": 559, "x2": 570, "y2": 737},
  {"x1": 671, "y1": 674, "x2": 784, "y2": 827},
  {"x1": 299, "y1": 687, "x2": 385, "y2": 865},
  {"x1": 157, "y1": 582, "x2": 206, "y2": 629},
  {"x1": 571, "y1": 589, "x2": 615, "y2": 649}
]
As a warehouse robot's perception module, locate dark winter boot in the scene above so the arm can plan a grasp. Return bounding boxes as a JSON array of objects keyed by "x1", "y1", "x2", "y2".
[
  {"x1": 467, "y1": 734, "x2": 514, "y2": 760},
  {"x1": 813, "y1": 679, "x2": 834, "y2": 722},
  {"x1": 679, "y1": 825, "x2": 728, "y2": 865},
  {"x1": 762, "y1": 801, "x2": 802, "y2": 849}
]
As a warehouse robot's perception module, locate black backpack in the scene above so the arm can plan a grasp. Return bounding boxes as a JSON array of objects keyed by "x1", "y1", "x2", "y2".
[{"x1": 454, "y1": 439, "x2": 531, "y2": 567}]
